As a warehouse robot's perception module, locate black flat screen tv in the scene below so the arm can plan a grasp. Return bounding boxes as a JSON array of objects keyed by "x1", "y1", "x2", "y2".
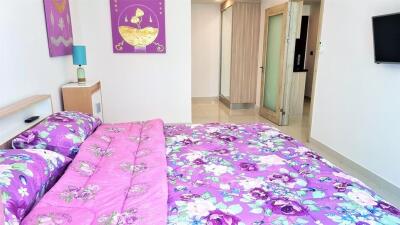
[{"x1": 372, "y1": 13, "x2": 400, "y2": 64}]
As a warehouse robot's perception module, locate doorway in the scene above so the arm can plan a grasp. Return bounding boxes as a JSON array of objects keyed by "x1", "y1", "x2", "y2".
[
  {"x1": 259, "y1": 3, "x2": 288, "y2": 125},
  {"x1": 259, "y1": 0, "x2": 324, "y2": 141}
]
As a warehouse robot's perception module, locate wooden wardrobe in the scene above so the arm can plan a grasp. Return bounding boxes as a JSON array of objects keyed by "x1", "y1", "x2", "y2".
[{"x1": 220, "y1": 0, "x2": 261, "y2": 109}]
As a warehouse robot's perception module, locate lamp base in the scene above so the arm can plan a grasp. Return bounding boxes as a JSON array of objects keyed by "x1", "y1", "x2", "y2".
[
  {"x1": 77, "y1": 66, "x2": 86, "y2": 84},
  {"x1": 78, "y1": 78, "x2": 86, "y2": 84}
]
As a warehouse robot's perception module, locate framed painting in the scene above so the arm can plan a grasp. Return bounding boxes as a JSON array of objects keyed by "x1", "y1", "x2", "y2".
[
  {"x1": 110, "y1": 0, "x2": 166, "y2": 54},
  {"x1": 43, "y1": 0, "x2": 74, "y2": 57}
]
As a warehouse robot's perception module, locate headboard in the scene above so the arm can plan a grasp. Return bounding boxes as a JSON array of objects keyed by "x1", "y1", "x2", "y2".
[{"x1": 0, "y1": 95, "x2": 53, "y2": 149}]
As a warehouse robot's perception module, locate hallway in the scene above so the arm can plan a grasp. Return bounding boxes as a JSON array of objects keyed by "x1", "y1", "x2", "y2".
[{"x1": 192, "y1": 98, "x2": 311, "y2": 143}]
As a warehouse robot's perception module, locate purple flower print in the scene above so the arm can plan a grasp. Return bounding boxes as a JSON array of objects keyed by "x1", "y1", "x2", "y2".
[
  {"x1": 106, "y1": 127, "x2": 125, "y2": 133},
  {"x1": 334, "y1": 182, "x2": 351, "y2": 192},
  {"x1": 269, "y1": 173, "x2": 295, "y2": 184},
  {"x1": 225, "y1": 125, "x2": 238, "y2": 130},
  {"x1": 214, "y1": 149, "x2": 230, "y2": 155},
  {"x1": 304, "y1": 151, "x2": 322, "y2": 160},
  {"x1": 47, "y1": 114, "x2": 75, "y2": 123},
  {"x1": 127, "y1": 184, "x2": 148, "y2": 198},
  {"x1": 217, "y1": 134, "x2": 237, "y2": 143},
  {"x1": 206, "y1": 210, "x2": 240, "y2": 225},
  {"x1": 98, "y1": 209, "x2": 138, "y2": 225},
  {"x1": 268, "y1": 198, "x2": 308, "y2": 216},
  {"x1": 60, "y1": 185, "x2": 99, "y2": 203},
  {"x1": 124, "y1": 215, "x2": 138, "y2": 224},
  {"x1": 183, "y1": 138, "x2": 194, "y2": 145},
  {"x1": 250, "y1": 188, "x2": 270, "y2": 200},
  {"x1": 377, "y1": 201, "x2": 400, "y2": 215},
  {"x1": 356, "y1": 222, "x2": 371, "y2": 225},
  {"x1": 12, "y1": 111, "x2": 101, "y2": 158},
  {"x1": 14, "y1": 131, "x2": 40, "y2": 145},
  {"x1": 180, "y1": 193, "x2": 201, "y2": 201},
  {"x1": 89, "y1": 144, "x2": 112, "y2": 157},
  {"x1": 277, "y1": 134, "x2": 295, "y2": 141},
  {"x1": 193, "y1": 158, "x2": 207, "y2": 165},
  {"x1": 239, "y1": 162, "x2": 258, "y2": 172},
  {"x1": 35, "y1": 213, "x2": 73, "y2": 225}
]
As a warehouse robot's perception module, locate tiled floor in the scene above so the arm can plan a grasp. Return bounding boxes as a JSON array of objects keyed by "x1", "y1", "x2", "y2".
[{"x1": 192, "y1": 98, "x2": 311, "y2": 143}]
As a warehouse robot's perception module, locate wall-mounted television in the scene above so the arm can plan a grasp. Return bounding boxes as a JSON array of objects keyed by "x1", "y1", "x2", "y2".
[{"x1": 372, "y1": 13, "x2": 400, "y2": 64}]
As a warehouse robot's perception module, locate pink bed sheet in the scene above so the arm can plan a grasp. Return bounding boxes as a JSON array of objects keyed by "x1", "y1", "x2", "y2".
[{"x1": 21, "y1": 120, "x2": 168, "y2": 225}]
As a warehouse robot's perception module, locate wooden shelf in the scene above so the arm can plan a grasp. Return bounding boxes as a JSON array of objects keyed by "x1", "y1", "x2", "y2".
[
  {"x1": 0, "y1": 95, "x2": 53, "y2": 148},
  {"x1": 0, "y1": 95, "x2": 51, "y2": 119}
]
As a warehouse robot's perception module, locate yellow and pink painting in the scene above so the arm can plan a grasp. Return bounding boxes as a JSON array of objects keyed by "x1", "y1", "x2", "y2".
[{"x1": 110, "y1": 0, "x2": 166, "y2": 53}]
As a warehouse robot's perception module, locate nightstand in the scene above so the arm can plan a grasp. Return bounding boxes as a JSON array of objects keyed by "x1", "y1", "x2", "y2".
[{"x1": 62, "y1": 80, "x2": 104, "y2": 121}]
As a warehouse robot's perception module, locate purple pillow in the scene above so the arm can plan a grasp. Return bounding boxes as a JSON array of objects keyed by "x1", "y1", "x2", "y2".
[
  {"x1": 0, "y1": 149, "x2": 71, "y2": 224},
  {"x1": 12, "y1": 111, "x2": 102, "y2": 158}
]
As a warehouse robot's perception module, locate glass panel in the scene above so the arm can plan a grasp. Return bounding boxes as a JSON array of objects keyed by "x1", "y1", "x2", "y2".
[
  {"x1": 220, "y1": 6, "x2": 233, "y2": 99},
  {"x1": 263, "y1": 14, "x2": 283, "y2": 112}
]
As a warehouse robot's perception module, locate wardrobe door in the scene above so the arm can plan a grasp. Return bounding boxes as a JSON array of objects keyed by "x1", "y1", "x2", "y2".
[
  {"x1": 220, "y1": 6, "x2": 233, "y2": 100},
  {"x1": 230, "y1": 2, "x2": 260, "y2": 104}
]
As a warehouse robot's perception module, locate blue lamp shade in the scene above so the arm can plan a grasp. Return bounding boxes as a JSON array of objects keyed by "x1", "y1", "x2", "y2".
[{"x1": 72, "y1": 45, "x2": 87, "y2": 66}]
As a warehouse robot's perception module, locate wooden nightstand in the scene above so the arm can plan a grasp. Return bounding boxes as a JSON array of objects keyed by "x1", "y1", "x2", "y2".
[{"x1": 62, "y1": 80, "x2": 104, "y2": 121}]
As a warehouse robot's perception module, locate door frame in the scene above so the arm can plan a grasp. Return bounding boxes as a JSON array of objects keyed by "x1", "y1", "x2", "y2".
[
  {"x1": 307, "y1": 0, "x2": 325, "y2": 141},
  {"x1": 259, "y1": 3, "x2": 289, "y2": 125}
]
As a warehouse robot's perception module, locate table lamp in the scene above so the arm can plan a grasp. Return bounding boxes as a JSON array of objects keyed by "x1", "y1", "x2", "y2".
[{"x1": 72, "y1": 45, "x2": 87, "y2": 84}]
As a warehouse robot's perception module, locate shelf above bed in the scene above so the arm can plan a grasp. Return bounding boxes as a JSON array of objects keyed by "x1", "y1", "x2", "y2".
[{"x1": 0, "y1": 95, "x2": 53, "y2": 149}]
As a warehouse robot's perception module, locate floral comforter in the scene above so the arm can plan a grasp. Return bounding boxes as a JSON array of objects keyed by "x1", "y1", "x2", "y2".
[
  {"x1": 165, "y1": 123, "x2": 400, "y2": 225},
  {"x1": 21, "y1": 120, "x2": 168, "y2": 225}
]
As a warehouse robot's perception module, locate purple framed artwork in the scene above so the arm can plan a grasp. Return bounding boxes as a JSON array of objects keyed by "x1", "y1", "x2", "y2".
[
  {"x1": 43, "y1": 0, "x2": 74, "y2": 57},
  {"x1": 110, "y1": 0, "x2": 166, "y2": 54}
]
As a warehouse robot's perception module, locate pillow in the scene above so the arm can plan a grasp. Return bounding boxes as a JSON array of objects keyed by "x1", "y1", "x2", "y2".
[
  {"x1": 0, "y1": 149, "x2": 71, "y2": 225},
  {"x1": 12, "y1": 111, "x2": 102, "y2": 158}
]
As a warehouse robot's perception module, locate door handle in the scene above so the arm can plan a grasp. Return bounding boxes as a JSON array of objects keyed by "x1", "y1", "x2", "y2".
[{"x1": 260, "y1": 66, "x2": 264, "y2": 72}]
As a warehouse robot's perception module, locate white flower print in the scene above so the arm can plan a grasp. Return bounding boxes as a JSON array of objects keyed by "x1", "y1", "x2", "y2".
[
  {"x1": 220, "y1": 183, "x2": 231, "y2": 190},
  {"x1": 187, "y1": 198, "x2": 216, "y2": 217},
  {"x1": 238, "y1": 177, "x2": 264, "y2": 191},
  {"x1": 294, "y1": 146, "x2": 309, "y2": 154},
  {"x1": 185, "y1": 152, "x2": 204, "y2": 162},
  {"x1": 25, "y1": 149, "x2": 66, "y2": 169},
  {"x1": 347, "y1": 189, "x2": 377, "y2": 207},
  {"x1": 205, "y1": 127, "x2": 220, "y2": 134},
  {"x1": 333, "y1": 172, "x2": 367, "y2": 187},
  {"x1": 204, "y1": 164, "x2": 231, "y2": 176},
  {"x1": 18, "y1": 187, "x2": 29, "y2": 197},
  {"x1": 257, "y1": 155, "x2": 286, "y2": 166}
]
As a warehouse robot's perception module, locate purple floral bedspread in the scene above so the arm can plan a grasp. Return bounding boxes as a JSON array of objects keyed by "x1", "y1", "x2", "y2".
[{"x1": 165, "y1": 123, "x2": 400, "y2": 225}]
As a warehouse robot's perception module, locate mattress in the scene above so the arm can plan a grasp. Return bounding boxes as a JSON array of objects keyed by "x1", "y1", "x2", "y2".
[
  {"x1": 20, "y1": 121, "x2": 400, "y2": 225},
  {"x1": 165, "y1": 123, "x2": 400, "y2": 225}
]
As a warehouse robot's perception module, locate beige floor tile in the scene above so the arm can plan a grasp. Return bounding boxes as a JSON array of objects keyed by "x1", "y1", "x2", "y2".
[{"x1": 192, "y1": 99, "x2": 311, "y2": 143}]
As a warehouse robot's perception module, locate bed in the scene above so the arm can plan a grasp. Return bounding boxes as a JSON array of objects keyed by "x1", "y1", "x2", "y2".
[{"x1": 1, "y1": 97, "x2": 400, "y2": 225}]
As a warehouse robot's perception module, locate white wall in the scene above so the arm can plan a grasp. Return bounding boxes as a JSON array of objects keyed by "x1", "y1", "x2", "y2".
[
  {"x1": 0, "y1": 2, "x2": 74, "y2": 111},
  {"x1": 70, "y1": 0, "x2": 192, "y2": 123},
  {"x1": 311, "y1": 0, "x2": 400, "y2": 188},
  {"x1": 192, "y1": 3, "x2": 221, "y2": 98}
]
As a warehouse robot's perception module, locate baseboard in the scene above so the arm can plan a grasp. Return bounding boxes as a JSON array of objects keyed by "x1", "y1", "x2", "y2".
[
  {"x1": 191, "y1": 97, "x2": 219, "y2": 102},
  {"x1": 309, "y1": 138, "x2": 400, "y2": 208}
]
